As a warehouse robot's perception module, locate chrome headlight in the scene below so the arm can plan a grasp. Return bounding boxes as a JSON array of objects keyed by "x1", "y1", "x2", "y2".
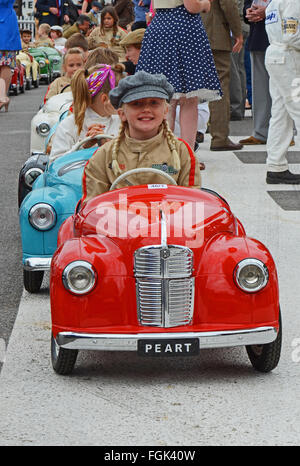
[
  {"x1": 39, "y1": 59, "x2": 46, "y2": 67},
  {"x1": 29, "y1": 203, "x2": 56, "y2": 231},
  {"x1": 62, "y1": 261, "x2": 96, "y2": 295},
  {"x1": 24, "y1": 167, "x2": 44, "y2": 188},
  {"x1": 234, "y1": 259, "x2": 269, "y2": 293},
  {"x1": 36, "y1": 122, "x2": 51, "y2": 136},
  {"x1": 52, "y1": 58, "x2": 60, "y2": 64}
]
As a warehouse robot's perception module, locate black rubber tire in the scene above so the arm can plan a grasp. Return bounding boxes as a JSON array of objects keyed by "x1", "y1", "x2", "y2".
[
  {"x1": 23, "y1": 269, "x2": 44, "y2": 293},
  {"x1": 51, "y1": 334, "x2": 78, "y2": 375},
  {"x1": 246, "y1": 311, "x2": 282, "y2": 373}
]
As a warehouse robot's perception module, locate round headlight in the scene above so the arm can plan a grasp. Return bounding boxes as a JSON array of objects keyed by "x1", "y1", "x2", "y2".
[
  {"x1": 29, "y1": 203, "x2": 56, "y2": 231},
  {"x1": 234, "y1": 259, "x2": 269, "y2": 293},
  {"x1": 36, "y1": 122, "x2": 50, "y2": 136},
  {"x1": 53, "y1": 58, "x2": 60, "y2": 64},
  {"x1": 24, "y1": 167, "x2": 44, "y2": 188},
  {"x1": 39, "y1": 59, "x2": 46, "y2": 67},
  {"x1": 63, "y1": 261, "x2": 96, "y2": 295}
]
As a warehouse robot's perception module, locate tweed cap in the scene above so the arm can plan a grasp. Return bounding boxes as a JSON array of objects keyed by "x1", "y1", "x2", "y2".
[
  {"x1": 119, "y1": 28, "x2": 146, "y2": 46},
  {"x1": 50, "y1": 25, "x2": 64, "y2": 33},
  {"x1": 109, "y1": 71, "x2": 174, "y2": 109}
]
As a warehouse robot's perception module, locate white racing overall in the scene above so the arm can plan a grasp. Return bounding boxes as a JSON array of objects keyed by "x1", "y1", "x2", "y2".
[{"x1": 265, "y1": 0, "x2": 300, "y2": 172}]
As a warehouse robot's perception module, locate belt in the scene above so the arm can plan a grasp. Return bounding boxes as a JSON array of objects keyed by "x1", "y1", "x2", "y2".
[{"x1": 272, "y1": 41, "x2": 292, "y2": 51}]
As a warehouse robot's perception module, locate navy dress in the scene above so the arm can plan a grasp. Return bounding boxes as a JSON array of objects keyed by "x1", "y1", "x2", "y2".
[{"x1": 136, "y1": 6, "x2": 222, "y2": 102}]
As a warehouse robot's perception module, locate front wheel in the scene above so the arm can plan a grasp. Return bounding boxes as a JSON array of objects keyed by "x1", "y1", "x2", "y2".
[
  {"x1": 51, "y1": 334, "x2": 78, "y2": 375},
  {"x1": 23, "y1": 269, "x2": 44, "y2": 293},
  {"x1": 246, "y1": 312, "x2": 282, "y2": 373}
]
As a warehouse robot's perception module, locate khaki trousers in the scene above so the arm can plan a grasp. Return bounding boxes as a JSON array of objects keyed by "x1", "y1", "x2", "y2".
[{"x1": 209, "y1": 50, "x2": 231, "y2": 147}]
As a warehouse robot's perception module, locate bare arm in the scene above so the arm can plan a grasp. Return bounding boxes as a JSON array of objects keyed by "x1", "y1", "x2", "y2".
[{"x1": 184, "y1": 0, "x2": 213, "y2": 14}]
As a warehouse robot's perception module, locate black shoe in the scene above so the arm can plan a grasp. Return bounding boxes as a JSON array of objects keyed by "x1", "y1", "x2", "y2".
[
  {"x1": 266, "y1": 170, "x2": 300, "y2": 184},
  {"x1": 25, "y1": 79, "x2": 30, "y2": 90},
  {"x1": 196, "y1": 131, "x2": 204, "y2": 143}
]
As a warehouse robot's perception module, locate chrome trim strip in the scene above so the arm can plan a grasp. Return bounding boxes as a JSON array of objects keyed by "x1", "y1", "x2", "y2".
[
  {"x1": 56, "y1": 326, "x2": 278, "y2": 351},
  {"x1": 24, "y1": 257, "x2": 52, "y2": 271}
]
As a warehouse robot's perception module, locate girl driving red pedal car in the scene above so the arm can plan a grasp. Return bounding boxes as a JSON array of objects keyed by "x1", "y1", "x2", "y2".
[{"x1": 82, "y1": 70, "x2": 201, "y2": 204}]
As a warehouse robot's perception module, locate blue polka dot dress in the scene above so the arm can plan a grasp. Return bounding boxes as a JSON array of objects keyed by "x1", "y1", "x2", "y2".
[{"x1": 136, "y1": 6, "x2": 222, "y2": 102}]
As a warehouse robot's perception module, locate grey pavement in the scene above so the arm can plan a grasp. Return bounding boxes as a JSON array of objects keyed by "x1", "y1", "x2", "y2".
[{"x1": 0, "y1": 91, "x2": 300, "y2": 446}]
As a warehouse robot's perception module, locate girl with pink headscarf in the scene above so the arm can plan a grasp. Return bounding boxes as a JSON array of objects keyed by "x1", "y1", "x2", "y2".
[{"x1": 50, "y1": 64, "x2": 124, "y2": 162}]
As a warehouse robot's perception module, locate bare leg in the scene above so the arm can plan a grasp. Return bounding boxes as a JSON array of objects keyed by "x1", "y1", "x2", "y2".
[
  {"x1": 179, "y1": 96, "x2": 198, "y2": 149},
  {"x1": 167, "y1": 98, "x2": 178, "y2": 132},
  {"x1": 0, "y1": 65, "x2": 12, "y2": 95},
  {"x1": 0, "y1": 66, "x2": 11, "y2": 111}
]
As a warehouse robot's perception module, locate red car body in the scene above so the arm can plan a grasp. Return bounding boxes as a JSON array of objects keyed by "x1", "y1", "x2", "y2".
[
  {"x1": 10, "y1": 63, "x2": 25, "y2": 95},
  {"x1": 50, "y1": 185, "x2": 281, "y2": 374}
]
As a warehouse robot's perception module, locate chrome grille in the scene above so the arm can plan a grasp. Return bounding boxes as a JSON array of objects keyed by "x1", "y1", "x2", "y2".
[{"x1": 134, "y1": 245, "x2": 195, "y2": 328}]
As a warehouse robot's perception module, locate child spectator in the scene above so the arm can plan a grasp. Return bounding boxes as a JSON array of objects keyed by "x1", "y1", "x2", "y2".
[
  {"x1": 65, "y1": 33, "x2": 89, "y2": 61},
  {"x1": 17, "y1": 29, "x2": 39, "y2": 89},
  {"x1": 50, "y1": 26, "x2": 67, "y2": 53},
  {"x1": 34, "y1": 23, "x2": 54, "y2": 48},
  {"x1": 82, "y1": 70, "x2": 201, "y2": 203},
  {"x1": 44, "y1": 47, "x2": 85, "y2": 102},
  {"x1": 49, "y1": 62, "x2": 124, "y2": 161},
  {"x1": 87, "y1": 6, "x2": 127, "y2": 62}
]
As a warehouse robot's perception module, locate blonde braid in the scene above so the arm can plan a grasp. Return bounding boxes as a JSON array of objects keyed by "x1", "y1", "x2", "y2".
[
  {"x1": 162, "y1": 119, "x2": 181, "y2": 172},
  {"x1": 111, "y1": 121, "x2": 127, "y2": 176}
]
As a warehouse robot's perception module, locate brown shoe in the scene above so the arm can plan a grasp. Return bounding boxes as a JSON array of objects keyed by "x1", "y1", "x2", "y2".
[
  {"x1": 290, "y1": 139, "x2": 295, "y2": 147},
  {"x1": 210, "y1": 140, "x2": 243, "y2": 151},
  {"x1": 239, "y1": 136, "x2": 266, "y2": 145}
]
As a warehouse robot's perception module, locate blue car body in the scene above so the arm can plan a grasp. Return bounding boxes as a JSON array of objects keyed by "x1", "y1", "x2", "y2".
[{"x1": 19, "y1": 147, "x2": 95, "y2": 290}]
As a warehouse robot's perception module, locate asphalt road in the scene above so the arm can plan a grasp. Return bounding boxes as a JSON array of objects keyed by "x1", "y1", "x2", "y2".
[
  {"x1": 1, "y1": 87, "x2": 300, "y2": 446},
  {"x1": 0, "y1": 87, "x2": 44, "y2": 368}
]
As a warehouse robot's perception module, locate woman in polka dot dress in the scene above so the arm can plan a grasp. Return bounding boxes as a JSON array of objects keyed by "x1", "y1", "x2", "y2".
[{"x1": 136, "y1": 0, "x2": 222, "y2": 152}]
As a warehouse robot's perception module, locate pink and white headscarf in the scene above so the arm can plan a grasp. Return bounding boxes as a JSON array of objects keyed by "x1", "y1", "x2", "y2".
[{"x1": 86, "y1": 65, "x2": 116, "y2": 97}]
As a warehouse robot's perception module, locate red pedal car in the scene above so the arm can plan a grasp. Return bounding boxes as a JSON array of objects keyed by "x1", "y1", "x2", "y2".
[
  {"x1": 10, "y1": 62, "x2": 25, "y2": 96},
  {"x1": 50, "y1": 170, "x2": 282, "y2": 375}
]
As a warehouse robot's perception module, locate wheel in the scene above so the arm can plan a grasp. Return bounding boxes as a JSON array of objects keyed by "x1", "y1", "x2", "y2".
[
  {"x1": 23, "y1": 269, "x2": 44, "y2": 293},
  {"x1": 51, "y1": 333, "x2": 78, "y2": 375},
  {"x1": 246, "y1": 312, "x2": 282, "y2": 373}
]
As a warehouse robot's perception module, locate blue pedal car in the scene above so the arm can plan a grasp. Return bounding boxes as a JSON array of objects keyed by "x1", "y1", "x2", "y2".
[{"x1": 19, "y1": 134, "x2": 113, "y2": 292}]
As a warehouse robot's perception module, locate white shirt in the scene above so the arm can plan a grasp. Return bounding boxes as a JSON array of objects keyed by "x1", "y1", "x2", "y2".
[
  {"x1": 265, "y1": 0, "x2": 300, "y2": 50},
  {"x1": 49, "y1": 107, "x2": 120, "y2": 162}
]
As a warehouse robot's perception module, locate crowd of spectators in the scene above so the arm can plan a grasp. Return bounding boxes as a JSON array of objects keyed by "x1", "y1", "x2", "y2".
[{"x1": 1, "y1": 0, "x2": 299, "y2": 184}]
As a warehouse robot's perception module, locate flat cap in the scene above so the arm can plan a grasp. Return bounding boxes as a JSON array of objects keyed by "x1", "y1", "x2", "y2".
[
  {"x1": 50, "y1": 25, "x2": 63, "y2": 33},
  {"x1": 109, "y1": 71, "x2": 174, "y2": 109},
  {"x1": 119, "y1": 28, "x2": 146, "y2": 46}
]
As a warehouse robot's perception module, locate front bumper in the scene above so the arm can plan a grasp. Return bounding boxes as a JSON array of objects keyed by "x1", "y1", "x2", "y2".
[
  {"x1": 56, "y1": 326, "x2": 278, "y2": 351},
  {"x1": 24, "y1": 257, "x2": 52, "y2": 271}
]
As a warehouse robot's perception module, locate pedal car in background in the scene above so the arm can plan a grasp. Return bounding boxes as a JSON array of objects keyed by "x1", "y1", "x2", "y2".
[
  {"x1": 19, "y1": 135, "x2": 113, "y2": 293},
  {"x1": 49, "y1": 171, "x2": 282, "y2": 375},
  {"x1": 43, "y1": 46, "x2": 63, "y2": 79},
  {"x1": 30, "y1": 91, "x2": 72, "y2": 156},
  {"x1": 9, "y1": 61, "x2": 25, "y2": 95},
  {"x1": 28, "y1": 47, "x2": 52, "y2": 84}
]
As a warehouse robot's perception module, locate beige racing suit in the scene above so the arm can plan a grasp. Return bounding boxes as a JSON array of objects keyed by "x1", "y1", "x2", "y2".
[{"x1": 82, "y1": 128, "x2": 201, "y2": 204}]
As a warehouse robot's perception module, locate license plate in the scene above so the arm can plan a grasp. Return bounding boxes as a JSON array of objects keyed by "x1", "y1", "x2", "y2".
[{"x1": 138, "y1": 338, "x2": 199, "y2": 357}]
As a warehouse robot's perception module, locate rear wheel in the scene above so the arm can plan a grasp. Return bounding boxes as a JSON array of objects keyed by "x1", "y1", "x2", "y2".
[
  {"x1": 51, "y1": 334, "x2": 78, "y2": 375},
  {"x1": 23, "y1": 269, "x2": 44, "y2": 293},
  {"x1": 246, "y1": 312, "x2": 282, "y2": 372}
]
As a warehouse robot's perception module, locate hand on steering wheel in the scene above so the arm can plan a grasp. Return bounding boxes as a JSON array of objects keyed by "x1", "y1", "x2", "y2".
[
  {"x1": 109, "y1": 167, "x2": 178, "y2": 191},
  {"x1": 73, "y1": 133, "x2": 114, "y2": 152}
]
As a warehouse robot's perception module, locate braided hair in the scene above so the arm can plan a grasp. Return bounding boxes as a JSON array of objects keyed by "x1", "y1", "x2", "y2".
[{"x1": 110, "y1": 118, "x2": 181, "y2": 176}]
